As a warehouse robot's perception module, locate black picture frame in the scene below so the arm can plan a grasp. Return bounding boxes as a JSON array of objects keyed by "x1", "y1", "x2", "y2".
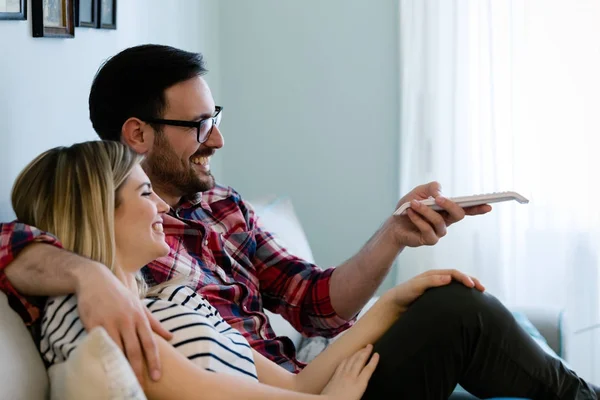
[
  {"x1": 98, "y1": 0, "x2": 115, "y2": 29},
  {"x1": 0, "y1": 0, "x2": 27, "y2": 20},
  {"x1": 75, "y1": 0, "x2": 97, "y2": 28},
  {"x1": 32, "y1": 0, "x2": 75, "y2": 38}
]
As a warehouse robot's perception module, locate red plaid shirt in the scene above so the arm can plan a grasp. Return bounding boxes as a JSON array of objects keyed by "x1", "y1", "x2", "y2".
[{"x1": 0, "y1": 184, "x2": 354, "y2": 372}]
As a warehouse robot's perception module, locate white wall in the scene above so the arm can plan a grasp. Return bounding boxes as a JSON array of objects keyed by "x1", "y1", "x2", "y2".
[
  {"x1": 0, "y1": 0, "x2": 222, "y2": 221},
  {"x1": 217, "y1": 0, "x2": 400, "y2": 292}
]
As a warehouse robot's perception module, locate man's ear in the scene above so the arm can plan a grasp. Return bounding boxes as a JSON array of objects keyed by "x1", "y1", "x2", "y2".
[{"x1": 121, "y1": 117, "x2": 153, "y2": 154}]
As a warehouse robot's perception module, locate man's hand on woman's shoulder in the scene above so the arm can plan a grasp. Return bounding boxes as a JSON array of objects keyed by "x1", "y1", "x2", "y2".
[{"x1": 75, "y1": 263, "x2": 173, "y2": 383}]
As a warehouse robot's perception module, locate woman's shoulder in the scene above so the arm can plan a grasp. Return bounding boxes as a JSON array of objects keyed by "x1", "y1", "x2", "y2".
[
  {"x1": 42, "y1": 294, "x2": 79, "y2": 328},
  {"x1": 40, "y1": 294, "x2": 85, "y2": 366}
]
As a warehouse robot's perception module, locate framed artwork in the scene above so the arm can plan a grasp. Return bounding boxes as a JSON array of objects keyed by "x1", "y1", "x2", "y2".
[
  {"x1": 0, "y1": 0, "x2": 26, "y2": 20},
  {"x1": 98, "y1": 0, "x2": 115, "y2": 29},
  {"x1": 32, "y1": 0, "x2": 75, "y2": 38},
  {"x1": 75, "y1": 0, "x2": 97, "y2": 28}
]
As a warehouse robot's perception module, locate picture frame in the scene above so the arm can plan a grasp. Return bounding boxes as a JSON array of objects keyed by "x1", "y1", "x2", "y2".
[
  {"x1": 98, "y1": 0, "x2": 115, "y2": 29},
  {"x1": 32, "y1": 0, "x2": 75, "y2": 38},
  {"x1": 0, "y1": 0, "x2": 27, "y2": 20},
  {"x1": 75, "y1": 0, "x2": 97, "y2": 28}
]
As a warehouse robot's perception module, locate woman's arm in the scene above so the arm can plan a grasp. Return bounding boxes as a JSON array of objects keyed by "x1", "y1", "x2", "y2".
[
  {"x1": 252, "y1": 294, "x2": 401, "y2": 394},
  {"x1": 141, "y1": 334, "x2": 374, "y2": 400},
  {"x1": 257, "y1": 269, "x2": 484, "y2": 394},
  {"x1": 295, "y1": 293, "x2": 399, "y2": 393}
]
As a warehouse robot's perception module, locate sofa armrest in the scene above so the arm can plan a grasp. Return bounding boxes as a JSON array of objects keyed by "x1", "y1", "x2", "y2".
[{"x1": 513, "y1": 307, "x2": 566, "y2": 358}]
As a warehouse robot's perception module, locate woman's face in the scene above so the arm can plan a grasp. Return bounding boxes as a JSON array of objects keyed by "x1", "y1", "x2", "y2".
[{"x1": 114, "y1": 164, "x2": 170, "y2": 272}]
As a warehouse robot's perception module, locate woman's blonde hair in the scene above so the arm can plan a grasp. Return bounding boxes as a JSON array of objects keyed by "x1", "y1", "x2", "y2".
[{"x1": 11, "y1": 141, "x2": 148, "y2": 294}]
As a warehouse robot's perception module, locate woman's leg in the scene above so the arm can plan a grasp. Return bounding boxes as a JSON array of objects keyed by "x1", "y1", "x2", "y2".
[{"x1": 361, "y1": 282, "x2": 598, "y2": 400}]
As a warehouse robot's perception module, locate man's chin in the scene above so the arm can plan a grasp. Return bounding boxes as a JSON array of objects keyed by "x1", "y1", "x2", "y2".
[{"x1": 195, "y1": 172, "x2": 216, "y2": 192}]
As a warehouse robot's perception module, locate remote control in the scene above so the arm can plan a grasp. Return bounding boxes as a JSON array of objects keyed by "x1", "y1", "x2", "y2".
[{"x1": 393, "y1": 191, "x2": 529, "y2": 216}]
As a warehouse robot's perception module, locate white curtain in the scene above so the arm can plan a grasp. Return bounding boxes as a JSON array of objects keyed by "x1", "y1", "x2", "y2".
[{"x1": 396, "y1": 0, "x2": 600, "y2": 317}]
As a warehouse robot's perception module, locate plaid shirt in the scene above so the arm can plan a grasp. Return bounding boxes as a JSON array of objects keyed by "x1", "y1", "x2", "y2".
[{"x1": 0, "y1": 184, "x2": 354, "y2": 372}]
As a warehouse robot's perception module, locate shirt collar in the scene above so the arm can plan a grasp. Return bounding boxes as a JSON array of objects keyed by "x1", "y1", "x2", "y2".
[{"x1": 173, "y1": 191, "x2": 206, "y2": 213}]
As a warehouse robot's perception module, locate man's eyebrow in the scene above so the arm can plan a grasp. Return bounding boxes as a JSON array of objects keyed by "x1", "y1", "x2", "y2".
[
  {"x1": 191, "y1": 109, "x2": 216, "y2": 121},
  {"x1": 136, "y1": 182, "x2": 152, "y2": 190}
]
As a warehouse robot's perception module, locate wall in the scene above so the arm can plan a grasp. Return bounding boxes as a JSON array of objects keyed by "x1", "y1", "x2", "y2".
[
  {"x1": 0, "y1": 0, "x2": 401, "y2": 292},
  {"x1": 217, "y1": 0, "x2": 400, "y2": 292},
  {"x1": 0, "y1": 0, "x2": 222, "y2": 221}
]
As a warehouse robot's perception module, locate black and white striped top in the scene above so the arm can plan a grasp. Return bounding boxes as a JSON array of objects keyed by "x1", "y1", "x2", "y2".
[{"x1": 39, "y1": 285, "x2": 258, "y2": 381}]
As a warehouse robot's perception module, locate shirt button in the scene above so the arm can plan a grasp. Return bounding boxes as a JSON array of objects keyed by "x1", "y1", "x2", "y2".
[{"x1": 204, "y1": 239, "x2": 208, "y2": 246}]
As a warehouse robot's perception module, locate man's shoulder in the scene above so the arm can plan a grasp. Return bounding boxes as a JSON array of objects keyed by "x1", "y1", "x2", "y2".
[
  {"x1": 202, "y1": 184, "x2": 244, "y2": 205},
  {"x1": 199, "y1": 184, "x2": 257, "y2": 229}
]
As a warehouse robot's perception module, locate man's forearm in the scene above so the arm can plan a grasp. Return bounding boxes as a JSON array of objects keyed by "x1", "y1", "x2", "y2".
[
  {"x1": 329, "y1": 219, "x2": 402, "y2": 319},
  {"x1": 4, "y1": 243, "x2": 92, "y2": 296}
]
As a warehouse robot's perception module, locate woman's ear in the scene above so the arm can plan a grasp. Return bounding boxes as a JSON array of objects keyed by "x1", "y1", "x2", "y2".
[{"x1": 121, "y1": 117, "x2": 153, "y2": 154}]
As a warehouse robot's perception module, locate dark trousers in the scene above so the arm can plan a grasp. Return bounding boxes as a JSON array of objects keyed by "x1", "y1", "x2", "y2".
[{"x1": 362, "y1": 282, "x2": 598, "y2": 400}]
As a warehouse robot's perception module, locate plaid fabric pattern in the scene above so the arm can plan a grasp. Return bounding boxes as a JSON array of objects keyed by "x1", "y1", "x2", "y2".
[
  {"x1": 0, "y1": 184, "x2": 354, "y2": 372},
  {"x1": 0, "y1": 222, "x2": 62, "y2": 325}
]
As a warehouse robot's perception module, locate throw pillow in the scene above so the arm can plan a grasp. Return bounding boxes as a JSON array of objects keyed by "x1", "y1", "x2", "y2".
[{"x1": 48, "y1": 327, "x2": 146, "y2": 400}]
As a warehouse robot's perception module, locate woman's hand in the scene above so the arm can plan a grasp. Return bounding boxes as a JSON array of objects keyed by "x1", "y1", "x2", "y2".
[
  {"x1": 321, "y1": 344, "x2": 379, "y2": 400},
  {"x1": 386, "y1": 269, "x2": 485, "y2": 313}
]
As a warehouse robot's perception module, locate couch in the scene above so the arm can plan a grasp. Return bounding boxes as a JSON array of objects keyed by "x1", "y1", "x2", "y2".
[{"x1": 0, "y1": 197, "x2": 568, "y2": 399}]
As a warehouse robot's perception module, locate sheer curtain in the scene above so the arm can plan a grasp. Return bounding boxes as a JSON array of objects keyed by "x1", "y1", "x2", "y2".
[{"x1": 396, "y1": 0, "x2": 600, "y2": 317}]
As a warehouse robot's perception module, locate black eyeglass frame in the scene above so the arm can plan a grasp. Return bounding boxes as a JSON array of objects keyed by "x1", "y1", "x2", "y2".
[{"x1": 142, "y1": 106, "x2": 223, "y2": 143}]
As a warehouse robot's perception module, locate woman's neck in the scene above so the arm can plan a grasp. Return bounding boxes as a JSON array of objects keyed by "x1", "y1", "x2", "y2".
[{"x1": 112, "y1": 264, "x2": 140, "y2": 295}]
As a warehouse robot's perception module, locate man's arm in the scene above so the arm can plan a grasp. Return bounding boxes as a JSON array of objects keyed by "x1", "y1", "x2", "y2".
[
  {"x1": 0, "y1": 222, "x2": 171, "y2": 382},
  {"x1": 328, "y1": 220, "x2": 402, "y2": 319},
  {"x1": 241, "y1": 203, "x2": 354, "y2": 337},
  {"x1": 5, "y1": 243, "x2": 85, "y2": 296},
  {"x1": 329, "y1": 182, "x2": 492, "y2": 319},
  {"x1": 0, "y1": 222, "x2": 64, "y2": 323}
]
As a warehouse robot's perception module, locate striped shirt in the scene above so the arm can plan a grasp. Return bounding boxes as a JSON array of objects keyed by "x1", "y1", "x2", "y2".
[
  {"x1": 40, "y1": 285, "x2": 258, "y2": 381},
  {"x1": 1, "y1": 184, "x2": 355, "y2": 372}
]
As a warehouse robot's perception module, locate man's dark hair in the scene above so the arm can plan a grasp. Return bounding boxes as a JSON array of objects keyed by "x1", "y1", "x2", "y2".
[{"x1": 89, "y1": 44, "x2": 207, "y2": 141}]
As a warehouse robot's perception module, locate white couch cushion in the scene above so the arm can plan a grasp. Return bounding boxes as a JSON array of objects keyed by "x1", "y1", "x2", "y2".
[{"x1": 0, "y1": 292, "x2": 48, "y2": 400}]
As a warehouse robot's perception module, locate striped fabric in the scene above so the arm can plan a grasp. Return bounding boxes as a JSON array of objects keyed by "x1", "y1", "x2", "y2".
[
  {"x1": 40, "y1": 285, "x2": 258, "y2": 381},
  {"x1": 1, "y1": 184, "x2": 355, "y2": 373}
]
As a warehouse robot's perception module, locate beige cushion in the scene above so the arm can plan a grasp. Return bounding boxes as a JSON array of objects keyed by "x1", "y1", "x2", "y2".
[
  {"x1": 48, "y1": 327, "x2": 146, "y2": 400},
  {"x1": 0, "y1": 292, "x2": 48, "y2": 399}
]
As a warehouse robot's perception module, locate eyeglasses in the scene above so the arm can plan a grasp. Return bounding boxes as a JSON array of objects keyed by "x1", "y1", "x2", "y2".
[{"x1": 142, "y1": 106, "x2": 223, "y2": 143}]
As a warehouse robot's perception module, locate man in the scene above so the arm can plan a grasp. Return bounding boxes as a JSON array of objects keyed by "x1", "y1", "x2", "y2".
[{"x1": 1, "y1": 45, "x2": 487, "y2": 379}]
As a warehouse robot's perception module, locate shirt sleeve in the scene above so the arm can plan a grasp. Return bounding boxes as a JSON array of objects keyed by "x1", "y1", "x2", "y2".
[
  {"x1": 238, "y1": 198, "x2": 356, "y2": 338},
  {"x1": 0, "y1": 221, "x2": 62, "y2": 324}
]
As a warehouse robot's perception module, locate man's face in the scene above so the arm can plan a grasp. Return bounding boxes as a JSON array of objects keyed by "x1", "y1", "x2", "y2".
[{"x1": 142, "y1": 76, "x2": 224, "y2": 200}]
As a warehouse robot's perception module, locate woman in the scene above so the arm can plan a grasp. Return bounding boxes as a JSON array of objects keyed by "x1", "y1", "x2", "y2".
[{"x1": 12, "y1": 141, "x2": 599, "y2": 399}]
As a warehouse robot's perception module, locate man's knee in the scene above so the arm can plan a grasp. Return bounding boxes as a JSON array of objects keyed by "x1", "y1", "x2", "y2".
[{"x1": 414, "y1": 281, "x2": 495, "y2": 315}]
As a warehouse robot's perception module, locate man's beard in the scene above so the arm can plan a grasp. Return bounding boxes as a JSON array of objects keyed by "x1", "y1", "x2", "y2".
[{"x1": 143, "y1": 133, "x2": 215, "y2": 198}]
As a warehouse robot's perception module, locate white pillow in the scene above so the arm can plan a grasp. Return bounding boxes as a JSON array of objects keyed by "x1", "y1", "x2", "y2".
[
  {"x1": 48, "y1": 327, "x2": 146, "y2": 400},
  {"x1": 251, "y1": 197, "x2": 315, "y2": 264}
]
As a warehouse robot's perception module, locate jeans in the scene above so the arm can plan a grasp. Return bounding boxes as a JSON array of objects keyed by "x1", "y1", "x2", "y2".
[{"x1": 361, "y1": 282, "x2": 598, "y2": 400}]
